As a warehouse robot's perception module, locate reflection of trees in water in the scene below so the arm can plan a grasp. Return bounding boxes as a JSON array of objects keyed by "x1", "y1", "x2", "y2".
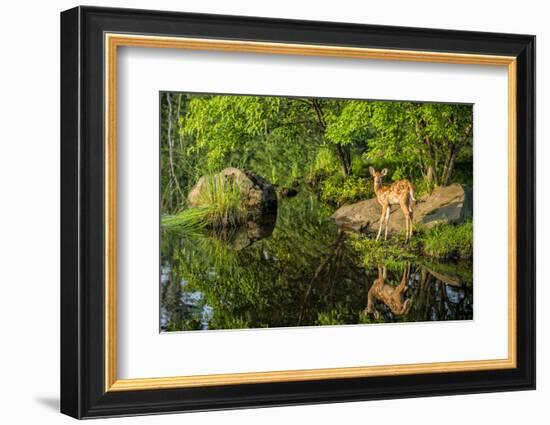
[
  {"x1": 160, "y1": 265, "x2": 183, "y2": 331},
  {"x1": 160, "y1": 235, "x2": 216, "y2": 332},
  {"x1": 160, "y1": 193, "x2": 473, "y2": 331},
  {"x1": 161, "y1": 269, "x2": 213, "y2": 332}
]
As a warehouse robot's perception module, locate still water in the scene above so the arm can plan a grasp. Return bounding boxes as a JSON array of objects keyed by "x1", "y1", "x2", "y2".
[{"x1": 160, "y1": 192, "x2": 473, "y2": 332}]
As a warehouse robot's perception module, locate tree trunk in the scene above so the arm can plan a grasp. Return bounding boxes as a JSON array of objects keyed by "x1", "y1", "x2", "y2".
[
  {"x1": 308, "y1": 99, "x2": 352, "y2": 178},
  {"x1": 166, "y1": 93, "x2": 185, "y2": 206},
  {"x1": 425, "y1": 164, "x2": 439, "y2": 186},
  {"x1": 441, "y1": 123, "x2": 472, "y2": 186},
  {"x1": 335, "y1": 144, "x2": 352, "y2": 178},
  {"x1": 416, "y1": 123, "x2": 439, "y2": 186},
  {"x1": 441, "y1": 144, "x2": 457, "y2": 186}
]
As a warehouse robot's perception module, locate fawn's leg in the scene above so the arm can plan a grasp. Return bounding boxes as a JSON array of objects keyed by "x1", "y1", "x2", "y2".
[
  {"x1": 399, "y1": 298, "x2": 413, "y2": 316},
  {"x1": 376, "y1": 205, "x2": 386, "y2": 241},
  {"x1": 384, "y1": 206, "x2": 391, "y2": 240},
  {"x1": 396, "y1": 263, "x2": 410, "y2": 296},
  {"x1": 409, "y1": 209, "x2": 414, "y2": 239},
  {"x1": 400, "y1": 202, "x2": 410, "y2": 241}
]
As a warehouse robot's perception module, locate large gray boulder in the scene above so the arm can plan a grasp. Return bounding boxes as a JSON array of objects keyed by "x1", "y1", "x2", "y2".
[
  {"x1": 330, "y1": 184, "x2": 472, "y2": 234},
  {"x1": 187, "y1": 167, "x2": 277, "y2": 215}
]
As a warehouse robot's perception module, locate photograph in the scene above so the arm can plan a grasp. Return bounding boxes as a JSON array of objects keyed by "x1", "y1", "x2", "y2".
[{"x1": 159, "y1": 93, "x2": 474, "y2": 332}]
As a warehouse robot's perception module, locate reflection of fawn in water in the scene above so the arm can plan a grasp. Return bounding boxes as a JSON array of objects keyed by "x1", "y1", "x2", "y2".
[{"x1": 364, "y1": 264, "x2": 412, "y2": 319}]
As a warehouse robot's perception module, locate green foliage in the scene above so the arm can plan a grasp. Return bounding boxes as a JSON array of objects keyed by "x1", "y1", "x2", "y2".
[
  {"x1": 325, "y1": 101, "x2": 372, "y2": 145},
  {"x1": 312, "y1": 146, "x2": 340, "y2": 178},
  {"x1": 351, "y1": 156, "x2": 367, "y2": 176},
  {"x1": 165, "y1": 317, "x2": 203, "y2": 332},
  {"x1": 364, "y1": 102, "x2": 473, "y2": 186},
  {"x1": 349, "y1": 221, "x2": 473, "y2": 267},
  {"x1": 319, "y1": 174, "x2": 373, "y2": 206},
  {"x1": 180, "y1": 95, "x2": 323, "y2": 187},
  {"x1": 317, "y1": 309, "x2": 348, "y2": 326},
  {"x1": 411, "y1": 177, "x2": 436, "y2": 198},
  {"x1": 182, "y1": 95, "x2": 282, "y2": 169},
  {"x1": 423, "y1": 221, "x2": 473, "y2": 260},
  {"x1": 350, "y1": 236, "x2": 419, "y2": 270}
]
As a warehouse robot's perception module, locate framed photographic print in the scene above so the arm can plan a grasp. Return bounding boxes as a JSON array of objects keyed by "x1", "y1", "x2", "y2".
[{"x1": 60, "y1": 6, "x2": 535, "y2": 419}]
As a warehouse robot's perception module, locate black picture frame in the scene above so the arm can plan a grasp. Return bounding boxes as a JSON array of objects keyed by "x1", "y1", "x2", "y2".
[{"x1": 61, "y1": 5, "x2": 535, "y2": 419}]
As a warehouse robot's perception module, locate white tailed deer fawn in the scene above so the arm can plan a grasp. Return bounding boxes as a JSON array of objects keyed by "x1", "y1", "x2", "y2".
[
  {"x1": 364, "y1": 264, "x2": 412, "y2": 319},
  {"x1": 368, "y1": 167, "x2": 416, "y2": 241}
]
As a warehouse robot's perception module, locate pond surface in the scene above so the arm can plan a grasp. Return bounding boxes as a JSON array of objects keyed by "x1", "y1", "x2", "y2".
[{"x1": 160, "y1": 192, "x2": 473, "y2": 332}]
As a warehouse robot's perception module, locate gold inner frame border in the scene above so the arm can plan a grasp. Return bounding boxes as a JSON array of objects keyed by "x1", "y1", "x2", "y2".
[{"x1": 104, "y1": 33, "x2": 517, "y2": 392}]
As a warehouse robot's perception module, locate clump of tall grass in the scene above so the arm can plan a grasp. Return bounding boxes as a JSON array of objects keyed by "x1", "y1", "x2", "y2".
[
  {"x1": 161, "y1": 206, "x2": 211, "y2": 233},
  {"x1": 197, "y1": 175, "x2": 248, "y2": 228},
  {"x1": 161, "y1": 175, "x2": 248, "y2": 231}
]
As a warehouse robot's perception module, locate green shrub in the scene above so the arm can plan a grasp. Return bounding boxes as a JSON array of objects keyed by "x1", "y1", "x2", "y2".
[
  {"x1": 351, "y1": 156, "x2": 370, "y2": 177},
  {"x1": 314, "y1": 147, "x2": 339, "y2": 174},
  {"x1": 350, "y1": 236, "x2": 418, "y2": 269},
  {"x1": 411, "y1": 178, "x2": 435, "y2": 198},
  {"x1": 317, "y1": 309, "x2": 347, "y2": 326},
  {"x1": 308, "y1": 147, "x2": 340, "y2": 185},
  {"x1": 348, "y1": 221, "x2": 472, "y2": 266},
  {"x1": 320, "y1": 174, "x2": 373, "y2": 206},
  {"x1": 423, "y1": 221, "x2": 473, "y2": 260}
]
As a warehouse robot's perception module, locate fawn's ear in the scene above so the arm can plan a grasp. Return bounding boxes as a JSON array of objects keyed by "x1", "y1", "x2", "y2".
[
  {"x1": 368, "y1": 166, "x2": 375, "y2": 176},
  {"x1": 380, "y1": 168, "x2": 388, "y2": 176}
]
